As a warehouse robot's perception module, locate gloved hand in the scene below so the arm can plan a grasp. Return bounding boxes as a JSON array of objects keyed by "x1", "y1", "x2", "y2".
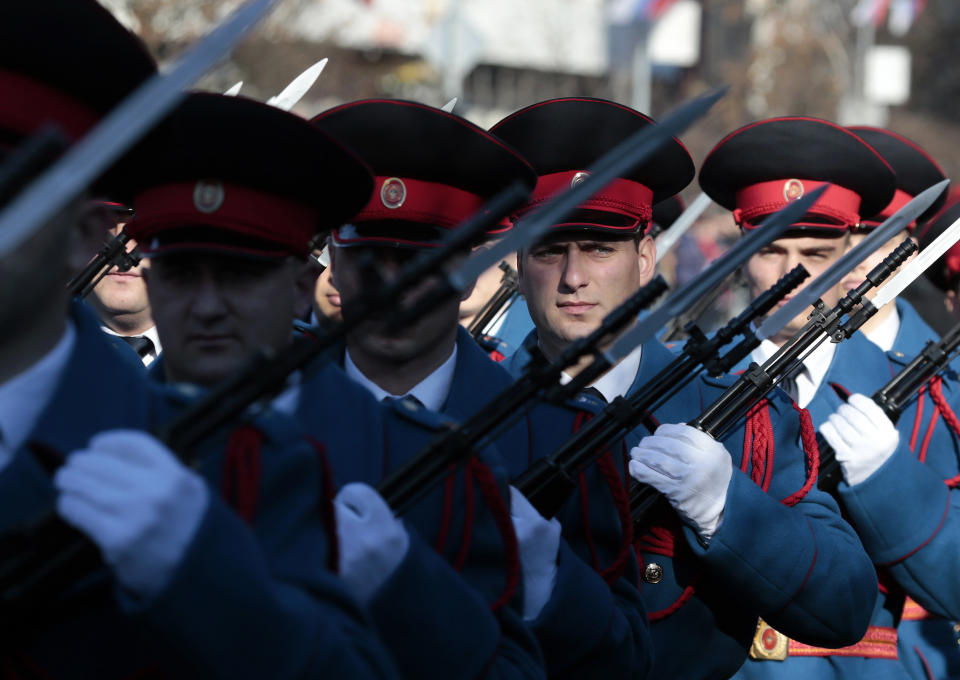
[
  {"x1": 509, "y1": 486, "x2": 560, "y2": 621},
  {"x1": 820, "y1": 393, "x2": 899, "y2": 486},
  {"x1": 334, "y1": 482, "x2": 409, "y2": 604},
  {"x1": 629, "y1": 423, "x2": 733, "y2": 543},
  {"x1": 54, "y1": 430, "x2": 209, "y2": 598}
]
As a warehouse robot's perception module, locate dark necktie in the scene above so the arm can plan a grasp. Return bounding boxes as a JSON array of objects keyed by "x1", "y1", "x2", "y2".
[{"x1": 121, "y1": 335, "x2": 155, "y2": 359}]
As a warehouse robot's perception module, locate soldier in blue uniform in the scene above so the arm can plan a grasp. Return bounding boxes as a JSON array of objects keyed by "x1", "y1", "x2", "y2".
[
  {"x1": 494, "y1": 101, "x2": 878, "y2": 679},
  {"x1": 0, "y1": 20, "x2": 396, "y2": 672},
  {"x1": 310, "y1": 99, "x2": 653, "y2": 678},
  {"x1": 834, "y1": 131, "x2": 960, "y2": 680},
  {"x1": 699, "y1": 117, "x2": 949, "y2": 679}
]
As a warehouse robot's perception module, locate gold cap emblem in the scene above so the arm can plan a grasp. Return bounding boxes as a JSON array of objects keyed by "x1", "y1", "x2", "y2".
[
  {"x1": 783, "y1": 179, "x2": 805, "y2": 202},
  {"x1": 193, "y1": 180, "x2": 225, "y2": 214},
  {"x1": 381, "y1": 177, "x2": 407, "y2": 209}
]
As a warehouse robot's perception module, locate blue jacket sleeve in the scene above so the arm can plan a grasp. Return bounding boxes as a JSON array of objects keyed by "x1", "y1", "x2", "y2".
[
  {"x1": 685, "y1": 407, "x2": 877, "y2": 648},
  {"x1": 367, "y1": 533, "x2": 546, "y2": 679},
  {"x1": 528, "y1": 540, "x2": 653, "y2": 679},
  {"x1": 837, "y1": 444, "x2": 960, "y2": 619}
]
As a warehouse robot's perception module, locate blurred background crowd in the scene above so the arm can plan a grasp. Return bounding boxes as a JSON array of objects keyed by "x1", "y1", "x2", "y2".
[{"x1": 99, "y1": 0, "x2": 960, "y2": 329}]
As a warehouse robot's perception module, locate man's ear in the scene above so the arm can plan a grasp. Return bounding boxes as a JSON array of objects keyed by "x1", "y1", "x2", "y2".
[
  {"x1": 946, "y1": 289, "x2": 957, "y2": 315},
  {"x1": 637, "y1": 234, "x2": 656, "y2": 285}
]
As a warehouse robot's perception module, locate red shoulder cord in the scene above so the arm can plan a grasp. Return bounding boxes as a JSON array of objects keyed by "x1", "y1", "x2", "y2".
[
  {"x1": 304, "y1": 436, "x2": 340, "y2": 572},
  {"x1": 571, "y1": 411, "x2": 634, "y2": 585},
  {"x1": 222, "y1": 424, "x2": 263, "y2": 525},
  {"x1": 780, "y1": 404, "x2": 820, "y2": 507},
  {"x1": 640, "y1": 399, "x2": 818, "y2": 621},
  {"x1": 925, "y1": 376, "x2": 960, "y2": 488},
  {"x1": 468, "y1": 458, "x2": 521, "y2": 613}
]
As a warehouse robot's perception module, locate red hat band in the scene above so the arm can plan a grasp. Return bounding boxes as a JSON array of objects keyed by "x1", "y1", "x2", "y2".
[
  {"x1": 945, "y1": 242, "x2": 960, "y2": 281},
  {"x1": 733, "y1": 179, "x2": 862, "y2": 232},
  {"x1": 518, "y1": 170, "x2": 654, "y2": 230},
  {"x1": 860, "y1": 188, "x2": 916, "y2": 231},
  {"x1": 0, "y1": 69, "x2": 99, "y2": 141},
  {"x1": 354, "y1": 176, "x2": 487, "y2": 229},
  {"x1": 128, "y1": 180, "x2": 318, "y2": 257}
]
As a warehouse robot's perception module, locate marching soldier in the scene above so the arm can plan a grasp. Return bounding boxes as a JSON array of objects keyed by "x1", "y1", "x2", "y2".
[
  {"x1": 493, "y1": 100, "x2": 877, "y2": 679},
  {"x1": 699, "y1": 117, "x2": 943, "y2": 679},
  {"x1": 0, "y1": 8, "x2": 395, "y2": 669},
  {"x1": 902, "y1": 192, "x2": 960, "y2": 679},
  {"x1": 311, "y1": 98, "x2": 654, "y2": 678},
  {"x1": 843, "y1": 128, "x2": 960, "y2": 680},
  {"x1": 86, "y1": 203, "x2": 162, "y2": 365}
]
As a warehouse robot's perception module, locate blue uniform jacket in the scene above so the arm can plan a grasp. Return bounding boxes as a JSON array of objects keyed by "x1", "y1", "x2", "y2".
[
  {"x1": 0, "y1": 304, "x2": 396, "y2": 679},
  {"x1": 292, "y1": 350, "x2": 547, "y2": 680},
  {"x1": 731, "y1": 323, "x2": 914, "y2": 680},
  {"x1": 510, "y1": 331, "x2": 877, "y2": 680},
  {"x1": 832, "y1": 300, "x2": 960, "y2": 680},
  {"x1": 451, "y1": 327, "x2": 652, "y2": 679}
]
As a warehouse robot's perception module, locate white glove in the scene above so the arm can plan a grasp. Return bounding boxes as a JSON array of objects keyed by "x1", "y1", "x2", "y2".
[
  {"x1": 334, "y1": 482, "x2": 409, "y2": 604},
  {"x1": 820, "y1": 393, "x2": 899, "y2": 487},
  {"x1": 628, "y1": 423, "x2": 733, "y2": 543},
  {"x1": 54, "y1": 430, "x2": 209, "y2": 598},
  {"x1": 509, "y1": 486, "x2": 560, "y2": 621}
]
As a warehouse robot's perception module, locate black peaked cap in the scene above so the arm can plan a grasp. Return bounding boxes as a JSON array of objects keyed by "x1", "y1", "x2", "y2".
[
  {"x1": 848, "y1": 126, "x2": 947, "y2": 223},
  {"x1": 0, "y1": 0, "x2": 155, "y2": 117},
  {"x1": 312, "y1": 99, "x2": 537, "y2": 198},
  {"x1": 700, "y1": 117, "x2": 896, "y2": 222},
  {"x1": 491, "y1": 97, "x2": 694, "y2": 204}
]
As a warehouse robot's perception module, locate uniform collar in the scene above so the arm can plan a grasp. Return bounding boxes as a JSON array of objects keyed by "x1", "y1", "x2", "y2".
[
  {"x1": 752, "y1": 335, "x2": 836, "y2": 408},
  {"x1": 561, "y1": 344, "x2": 643, "y2": 402},
  {"x1": 863, "y1": 305, "x2": 900, "y2": 353},
  {"x1": 344, "y1": 343, "x2": 458, "y2": 412},
  {"x1": 100, "y1": 323, "x2": 163, "y2": 366}
]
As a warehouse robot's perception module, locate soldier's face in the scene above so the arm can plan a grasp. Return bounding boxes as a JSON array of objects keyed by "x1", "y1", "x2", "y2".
[
  {"x1": 146, "y1": 252, "x2": 313, "y2": 387},
  {"x1": 331, "y1": 244, "x2": 467, "y2": 364},
  {"x1": 89, "y1": 221, "x2": 151, "y2": 326},
  {"x1": 518, "y1": 234, "x2": 655, "y2": 358},
  {"x1": 743, "y1": 233, "x2": 849, "y2": 345}
]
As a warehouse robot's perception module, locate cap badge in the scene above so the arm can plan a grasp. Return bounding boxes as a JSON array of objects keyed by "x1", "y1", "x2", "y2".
[
  {"x1": 193, "y1": 180, "x2": 225, "y2": 214},
  {"x1": 381, "y1": 177, "x2": 407, "y2": 209},
  {"x1": 571, "y1": 171, "x2": 590, "y2": 188},
  {"x1": 783, "y1": 179, "x2": 805, "y2": 202}
]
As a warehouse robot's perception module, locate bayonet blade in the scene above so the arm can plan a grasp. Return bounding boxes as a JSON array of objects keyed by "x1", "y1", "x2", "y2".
[
  {"x1": 0, "y1": 0, "x2": 280, "y2": 258},
  {"x1": 603, "y1": 184, "x2": 829, "y2": 365},
  {"x1": 872, "y1": 215, "x2": 960, "y2": 310},
  {"x1": 757, "y1": 178, "x2": 950, "y2": 340},
  {"x1": 441, "y1": 97, "x2": 458, "y2": 113},
  {"x1": 654, "y1": 192, "x2": 712, "y2": 264},
  {"x1": 449, "y1": 87, "x2": 728, "y2": 291},
  {"x1": 267, "y1": 58, "x2": 327, "y2": 111},
  {"x1": 224, "y1": 81, "x2": 244, "y2": 96}
]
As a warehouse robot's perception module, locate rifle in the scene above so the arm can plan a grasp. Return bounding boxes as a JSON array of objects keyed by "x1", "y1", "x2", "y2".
[
  {"x1": 67, "y1": 229, "x2": 141, "y2": 299},
  {"x1": 516, "y1": 264, "x2": 808, "y2": 517},
  {"x1": 0, "y1": 87, "x2": 729, "y2": 610},
  {"x1": 630, "y1": 240, "x2": 920, "y2": 530},
  {"x1": 467, "y1": 261, "x2": 519, "y2": 340},
  {"x1": 818, "y1": 320, "x2": 960, "y2": 493},
  {"x1": 379, "y1": 275, "x2": 669, "y2": 515}
]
